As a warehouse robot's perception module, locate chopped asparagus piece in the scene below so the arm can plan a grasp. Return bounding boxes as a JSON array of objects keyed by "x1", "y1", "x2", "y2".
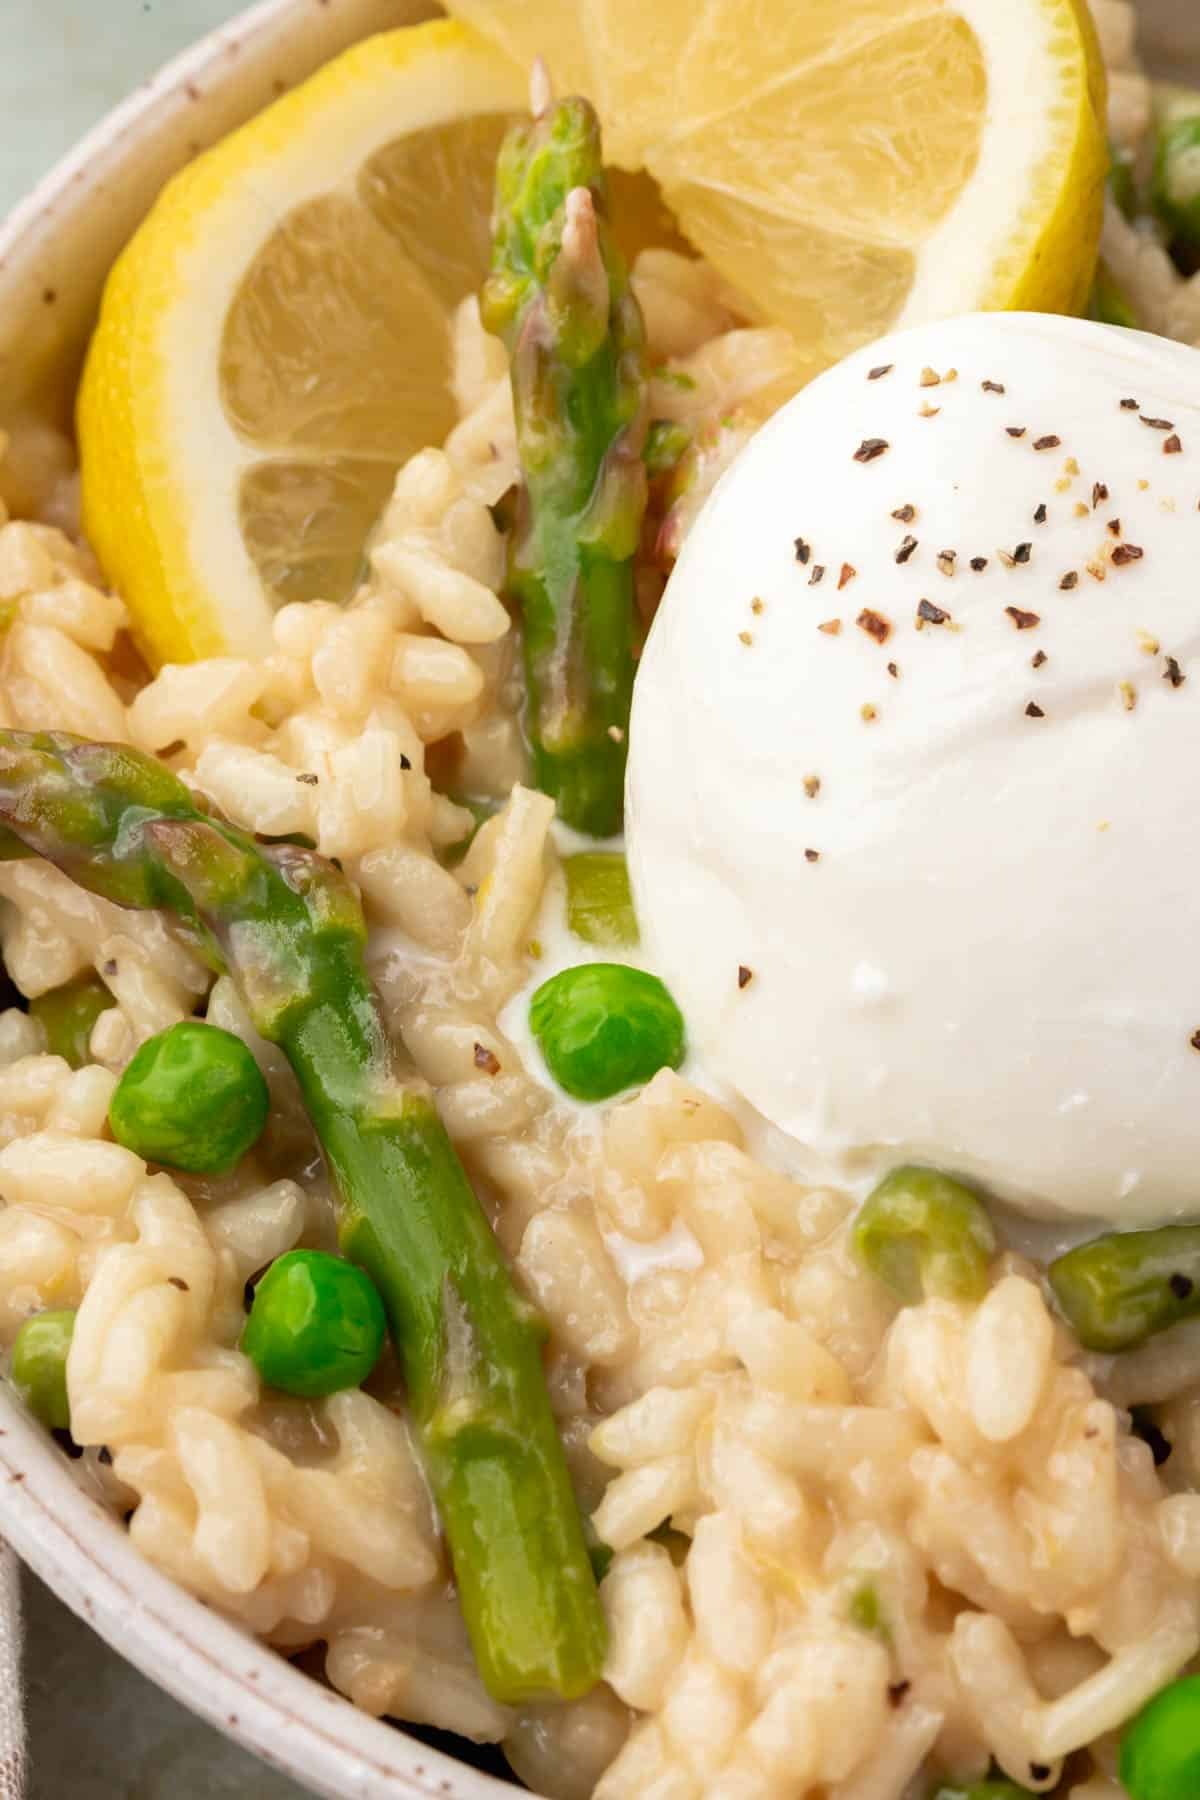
[
  {"x1": 0, "y1": 729, "x2": 605, "y2": 1702},
  {"x1": 563, "y1": 850, "x2": 638, "y2": 947},
  {"x1": 30, "y1": 970, "x2": 114, "y2": 1067},
  {"x1": 852, "y1": 1165, "x2": 996, "y2": 1306},
  {"x1": 1048, "y1": 1224, "x2": 1200, "y2": 1353},
  {"x1": 482, "y1": 93, "x2": 648, "y2": 838}
]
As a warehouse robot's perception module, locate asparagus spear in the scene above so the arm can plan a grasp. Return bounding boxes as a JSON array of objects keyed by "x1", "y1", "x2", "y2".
[
  {"x1": 0, "y1": 729, "x2": 605, "y2": 1702},
  {"x1": 482, "y1": 88, "x2": 648, "y2": 839}
]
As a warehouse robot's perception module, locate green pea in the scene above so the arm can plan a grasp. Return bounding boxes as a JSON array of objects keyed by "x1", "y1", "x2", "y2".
[
  {"x1": 563, "y1": 852, "x2": 639, "y2": 948},
  {"x1": 852, "y1": 1165, "x2": 996, "y2": 1306},
  {"x1": 1122, "y1": 1676, "x2": 1200, "y2": 1800},
  {"x1": 1153, "y1": 108, "x2": 1200, "y2": 251},
  {"x1": 108, "y1": 1020, "x2": 269, "y2": 1174},
  {"x1": 529, "y1": 962, "x2": 685, "y2": 1102},
  {"x1": 241, "y1": 1249, "x2": 387, "y2": 1398},
  {"x1": 11, "y1": 1309, "x2": 76, "y2": 1432},
  {"x1": 31, "y1": 971, "x2": 114, "y2": 1068}
]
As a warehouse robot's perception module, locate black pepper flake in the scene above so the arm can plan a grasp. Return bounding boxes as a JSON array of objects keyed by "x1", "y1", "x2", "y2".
[
  {"x1": 1033, "y1": 435, "x2": 1061, "y2": 451},
  {"x1": 1029, "y1": 1767, "x2": 1051, "y2": 1786},
  {"x1": 1165, "y1": 433, "x2": 1183, "y2": 455},
  {"x1": 982, "y1": 380, "x2": 1005, "y2": 394},
  {"x1": 804, "y1": 848, "x2": 820, "y2": 863},
  {"x1": 1006, "y1": 427, "x2": 1027, "y2": 438},
  {"x1": 894, "y1": 535, "x2": 918, "y2": 564},
  {"x1": 887, "y1": 661, "x2": 899, "y2": 679},
  {"x1": 794, "y1": 537, "x2": 811, "y2": 564},
  {"x1": 101, "y1": 959, "x2": 118, "y2": 977},
  {"x1": 473, "y1": 1043, "x2": 501, "y2": 1075},
  {"x1": 891, "y1": 503, "x2": 917, "y2": 523},
  {"x1": 1165, "y1": 655, "x2": 1186, "y2": 687},
  {"x1": 1107, "y1": 517, "x2": 1122, "y2": 537},
  {"x1": 737, "y1": 965, "x2": 753, "y2": 990},
  {"x1": 1059, "y1": 570, "x2": 1079, "y2": 590},
  {"x1": 1141, "y1": 415, "x2": 1175, "y2": 430},
  {"x1": 853, "y1": 438, "x2": 889, "y2": 463},
  {"x1": 296, "y1": 770, "x2": 319, "y2": 785},
  {"x1": 867, "y1": 363, "x2": 893, "y2": 381},
  {"x1": 1032, "y1": 649, "x2": 1048, "y2": 669},
  {"x1": 1006, "y1": 606, "x2": 1040, "y2": 630},
  {"x1": 887, "y1": 1681, "x2": 912, "y2": 1709},
  {"x1": 1033, "y1": 503, "x2": 1047, "y2": 524},
  {"x1": 399, "y1": 753, "x2": 413, "y2": 771},
  {"x1": 1112, "y1": 543, "x2": 1144, "y2": 565},
  {"x1": 969, "y1": 556, "x2": 988, "y2": 572},
  {"x1": 917, "y1": 598, "x2": 950, "y2": 626},
  {"x1": 857, "y1": 608, "x2": 892, "y2": 644},
  {"x1": 838, "y1": 562, "x2": 857, "y2": 590},
  {"x1": 1120, "y1": 397, "x2": 1139, "y2": 410},
  {"x1": 1013, "y1": 542, "x2": 1032, "y2": 564},
  {"x1": 809, "y1": 564, "x2": 825, "y2": 586},
  {"x1": 936, "y1": 550, "x2": 956, "y2": 577},
  {"x1": 1025, "y1": 701, "x2": 1045, "y2": 718},
  {"x1": 1170, "y1": 1272, "x2": 1195, "y2": 1300},
  {"x1": 1092, "y1": 482, "x2": 1109, "y2": 509}
]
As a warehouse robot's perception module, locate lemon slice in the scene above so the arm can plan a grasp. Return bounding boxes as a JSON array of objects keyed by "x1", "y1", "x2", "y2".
[
  {"x1": 80, "y1": 6, "x2": 1104, "y2": 668},
  {"x1": 447, "y1": 0, "x2": 1107, "y2": 359},
  {"x1": 78, "y1": 23, "x2": 529, "y2": 666}
]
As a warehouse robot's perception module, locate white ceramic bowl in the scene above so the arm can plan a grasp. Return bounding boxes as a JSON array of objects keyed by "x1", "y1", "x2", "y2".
[{"x1": 0, "y1": 10, "x2": 514, "y2": 1793}]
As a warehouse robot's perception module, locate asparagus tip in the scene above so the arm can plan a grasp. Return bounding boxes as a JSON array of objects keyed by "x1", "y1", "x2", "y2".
[
  {"x1": 529, "y1": 55, "x2": 553, "y2": 120},
  {"x1": 561, "y1": 186, "x2": 609, "y2": 324}
]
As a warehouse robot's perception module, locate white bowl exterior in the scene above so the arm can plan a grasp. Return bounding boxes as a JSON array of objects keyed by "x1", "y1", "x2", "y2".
[{"x1": 0, "y1": 4, "x2": 518, "y2": 1795}]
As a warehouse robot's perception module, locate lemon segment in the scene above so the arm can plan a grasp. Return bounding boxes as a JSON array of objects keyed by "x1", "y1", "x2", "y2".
[{"x1": 78, "y1": 23, "x2": 526, "y2": 667}]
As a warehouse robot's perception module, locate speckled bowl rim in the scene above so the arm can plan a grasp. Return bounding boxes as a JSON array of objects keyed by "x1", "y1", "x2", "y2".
[{"x1": 0, "y1": 3, "x2": 521, "y2": 1794}]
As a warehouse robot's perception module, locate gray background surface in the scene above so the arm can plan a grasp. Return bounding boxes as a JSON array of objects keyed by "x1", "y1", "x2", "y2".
[{"x1": 1, "y1": 0, "x2": 1197, "y2": 1795}]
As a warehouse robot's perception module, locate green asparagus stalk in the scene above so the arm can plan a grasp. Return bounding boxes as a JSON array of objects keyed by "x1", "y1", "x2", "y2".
[
  {"x1": 481, "y1": 90, "x2": 648, "y2": 839},
  {"x1": 0, "y1": 729, "x2": 605, "y2": 1702}
]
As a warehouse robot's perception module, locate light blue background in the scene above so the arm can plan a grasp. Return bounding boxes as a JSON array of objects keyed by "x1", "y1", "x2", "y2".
[
  {"x1": 0, "y1": 0, "x2": 245, "y2": 217},
  {"x1": 3, "y1": 9, "x2": 311, "y2": 1787}
]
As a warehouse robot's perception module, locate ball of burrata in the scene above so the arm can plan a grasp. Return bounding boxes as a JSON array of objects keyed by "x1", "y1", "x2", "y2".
[{"x1": 627, "y1": 311, "x2": 1200, "y2": 1225}]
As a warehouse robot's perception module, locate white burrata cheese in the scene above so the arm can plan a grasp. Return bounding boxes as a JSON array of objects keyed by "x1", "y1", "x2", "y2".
[{"x1": 627, "y1": 311, "x2": 1200, "y2": 1226}]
